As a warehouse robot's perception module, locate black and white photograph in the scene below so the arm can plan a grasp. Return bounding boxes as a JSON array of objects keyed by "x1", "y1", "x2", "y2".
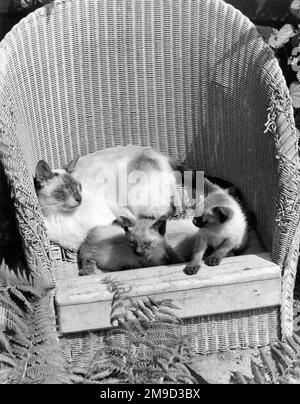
[{"x1": 0, "y1": 0, "x2": 300, "y2": 386}]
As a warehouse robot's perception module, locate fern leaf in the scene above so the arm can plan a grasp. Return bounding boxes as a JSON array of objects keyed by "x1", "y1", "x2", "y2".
[
  {"x1": 291, "y1": 333, "x2": 300, "y2": 347},
  {"x1": 270, "y1": 345, "x2": 292, "y2": 376},
  {"x1": 0, "y1": 368, "x2": 12, "y2": 384},
  {"x1": 184, "y1": 364, "x2": 209, "y2": 384},
  {"x1": 0, "y1": 294, "x2": 25, "y2": 317},
  {"x1": 260, "y1": 349, "x2": 278, "y2": 383},
  {"x1": 251, "y1": 361, "x2": 267, "y2": 384},
  {"x1": 277, "y1": 340, "x2": 297, "y2": 360},
  {"x1": 5, "y1": 288, "x2": 33, "y2": 311},
  {"x1": 286, "y1": 336, "x2": 300, "y2": 354},
  {"x1": 230, "y1": 371, "x2": 252, "y2": 384},
  {"x1": 0, "y1": 333, "x2": 12, "y2": 354},
  {"x1": 155, "y1": 307, "x2": 181, "y2": 320},
  {"x1": 155, "y1": 299, "x2": 180, "y2": 310},
  {"x1": 0, "y1": 354, "x2": 17, "y2": 368}
]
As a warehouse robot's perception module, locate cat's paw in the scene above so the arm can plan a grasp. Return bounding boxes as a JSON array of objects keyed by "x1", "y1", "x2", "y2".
[
  {"x1": 184, "y1": 263, "x2": 200, "y2": 275},
  {"x1": 205, "y1": 256, "x2": 221, "y2": 266},
  {"x1": 79, "y1": 260, "x2": 97, "y2": 276}
]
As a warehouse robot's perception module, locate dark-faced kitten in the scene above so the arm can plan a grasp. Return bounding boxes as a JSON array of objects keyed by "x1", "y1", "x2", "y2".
[
  {"x1": 184, "y1": 179, "x2": 248, "y2": 275},
  {"x1": 79, "y1": 216, "x2": 183, "y2": 274}
]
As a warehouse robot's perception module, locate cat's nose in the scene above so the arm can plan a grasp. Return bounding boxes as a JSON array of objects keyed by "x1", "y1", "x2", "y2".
[
  {"x1": 75, "y1": 194, "x2": 82, "y2": 204},
  {"x1": 135, "y1": 247, "x2": 143, "y2": 256}
]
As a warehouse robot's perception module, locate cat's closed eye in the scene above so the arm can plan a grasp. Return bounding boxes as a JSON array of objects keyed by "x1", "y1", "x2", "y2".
[{"x1": 129, "y1": 240, "x2": 137, "y2": 248}]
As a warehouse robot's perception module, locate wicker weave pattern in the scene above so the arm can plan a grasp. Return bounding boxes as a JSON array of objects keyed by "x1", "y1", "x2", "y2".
[
  {"x1": 0, "y1": 0, "x2": 299, "y2": 349},
  {"x1": 62, "y1": 307, "x2": 280, "y2": 356}
]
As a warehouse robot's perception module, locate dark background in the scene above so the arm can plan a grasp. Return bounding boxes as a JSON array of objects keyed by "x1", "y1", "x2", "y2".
[{"x1": 0, "y1": 0, "x2": 299, "y2": 41}]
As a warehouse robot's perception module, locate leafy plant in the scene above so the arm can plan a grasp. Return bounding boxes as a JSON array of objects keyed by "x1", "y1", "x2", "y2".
[
  {"x1": 12, "y1": 0, "x2": 52, "y2": 12},
  {"x1": 0, "y1": 266, "x2": 205, "y2": 384},
  {"x1": 0, "y1": 261, "x2": 72, "y2": 384},
  {"x1": 64, "y1": 277, "x2": 200, "y2": 384},
  {"x1": 256, "y1": 1, "x2": 300, "y2": 124},
  {"x1": 231, "y1": 334, "x2": 300, "y2": 384}
]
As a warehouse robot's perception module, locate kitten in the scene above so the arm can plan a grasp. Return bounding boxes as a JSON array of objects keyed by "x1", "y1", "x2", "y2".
[
  {"x1": 34, "y1": 159, "x2": 115, "y2": 251},
  {"x1": 166, "y1": 218, "x2": 199, "y2": 262},
  {"x1": 184, "y1": 179, "x2": 248, "y2": 275},
  {"x1": 205, "y1": 176, "x2": 256, "y2": 228},
  {"x1": 79, "y1": 216, "x2": 183, "y2": 274}
]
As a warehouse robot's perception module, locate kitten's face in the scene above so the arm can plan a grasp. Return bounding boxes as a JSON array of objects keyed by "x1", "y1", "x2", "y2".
[
  {"x1": 34, "y1": 159, "x2": 82, "y2": 215},
  {"x1": 193, "y1": 206, "x2": 230, "y2": 228},
  {"x1": 193, "y1": 179, "x2": 232, "y2": 229},
  {"x1": 115, "y1": 216, "x2": 166, "y2": 258},
  {"x1": 127, "y1": 226, "x2": 162, "y2": 257}
]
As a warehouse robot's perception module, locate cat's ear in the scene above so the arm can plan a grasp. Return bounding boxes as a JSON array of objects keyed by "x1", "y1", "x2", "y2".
[
  {"x1": 213, "y1": 206, "x2": 233, "y2": 223},
  {"x1": 114, "y1": 216, "x2": 134, "y2": 232},
  {"x1": 64, "y1": 156, "x2": 80, "y2": 174},
  {"x1": 204, "y1": 178, "x2": 216, "y2": 196},
  {"x1": 35, "y1": 160, "x2": 54, "y2": 186},
  {"x1": 151, "y1": 217, "x2": 167, "y2": 236}
]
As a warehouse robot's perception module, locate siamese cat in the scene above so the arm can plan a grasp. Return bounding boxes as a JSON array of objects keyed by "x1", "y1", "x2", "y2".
[
  {"x1": 71, "y1": 145, "x2": 178, "y2": 219},
  {"x1": 34, "y1": 159, "x2": 115, "y2": 251},
  {"x1": 165, "y1": 218, "x2": 199, "y2": 261},
  {"x1": 34, "y1": 145, "x2": 177, "y2": 250},
  {"x1": 79, "y1": 216, "x2": 183, "y2": 274},
  {"x1": 184, "y1": 179, "x2": 248, "y2": 275}
]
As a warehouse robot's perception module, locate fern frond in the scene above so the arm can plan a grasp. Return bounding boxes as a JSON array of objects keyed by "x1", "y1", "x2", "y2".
[
  {"x1": 260, "y1": 349, "x2": 278, "y2": 383},
  {"x1": 291, "y1": 333, "x2": 300, "y2": 346},
  {"x1": 230, "y1": 371, "x2": 253, "y2": 384},
  {"x1": 286, "y1": 335, "x2": 300, "y2": 354},
  {"x1": 66, "y1": 278, "x2": 197, "y2": 384},
  {"x1": 0, "y1": 333, "x2": 12, "y2": 353},
  {"x1": 271, "y1": 344, "x2": 292, "y2": 375},
  {"x1": 231, "y1": 334, "x2": 300, "y2": 384},
  {"x1": 277, "y1": 340, "x2": 297, "y2": 360},
  {"x1": 0, "y1": 353, "x2": 17, "y2": 368},
  {"x1": 0, "y1": 261, "x2": 73, "y2": 384},
  {"x1": 251, "y1": 361, "x2": 267, "y2": 384}
]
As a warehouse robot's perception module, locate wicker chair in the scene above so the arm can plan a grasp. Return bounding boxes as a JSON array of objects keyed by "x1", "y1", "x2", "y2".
[{"x1": 0, "y1": 0, "x2": 299, "y2": 354}]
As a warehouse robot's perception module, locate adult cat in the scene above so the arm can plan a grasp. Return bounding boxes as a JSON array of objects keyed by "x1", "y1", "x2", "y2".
[
  {"x1": 71, "y1": 145, "x2": 177, "y2": 219},
  {"x1": 35, "y1": 145, "x2": 178, "y2": 250},
  {"x1": 35, "y1": 160, "x2": 115, "y2": 251}
]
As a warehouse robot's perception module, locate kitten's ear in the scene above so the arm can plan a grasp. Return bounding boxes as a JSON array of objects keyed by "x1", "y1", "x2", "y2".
[
  {"x1": 151, "y1": 217, "x2": 167, "y2": 236},
  {"x1": 226, "y1": 185, "x2": 242, "y2": 201},
  {"x1": 168, "y1": 157, "x2": 187, "y2": 174},
  {"x1": 204, "y1": 178, "x2": 216, "y2": 196},
  {"x1": 64, "y1": 156, "x2": 80, "y2": 174},
  {"x1": 214, "y1": 206, "x2": 233, "y2": 223},
  {"x1": 35, "y1": 160, "x2": 54, "y2": 186},
  {"x1": 114, "y1": 216, "x2": 134, "y2": 232}
]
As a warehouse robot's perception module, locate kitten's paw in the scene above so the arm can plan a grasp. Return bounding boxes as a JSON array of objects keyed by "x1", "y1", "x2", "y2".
[
  {"x1": 205, "y1": 256, "x2": 221, "y2": 266},
  {"x1": 184, "y1": 263, "x2": 200, "y2": 275},
  {"x1": 79, "y1": 260, "x2": 97, "y2": 276}
]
